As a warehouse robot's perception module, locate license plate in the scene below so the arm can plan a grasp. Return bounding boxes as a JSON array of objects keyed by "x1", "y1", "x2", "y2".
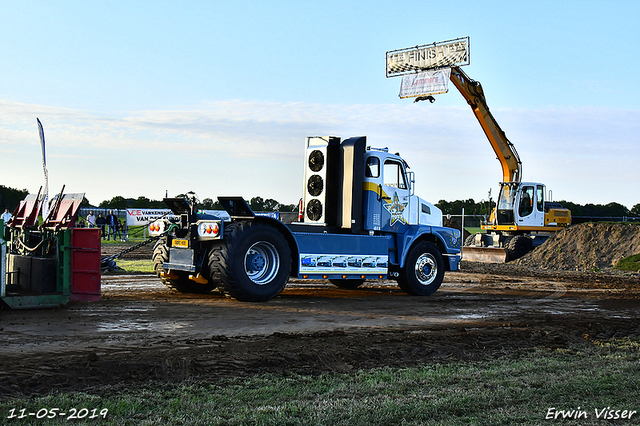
[{"x1": 172, "y1": 239, "x2": 189, "y2": 248}]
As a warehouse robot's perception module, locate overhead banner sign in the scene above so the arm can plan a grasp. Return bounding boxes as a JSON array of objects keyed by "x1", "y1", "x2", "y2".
[
  {"x1": 126, "y1": 208, "x2": 233, "y2": 227},
  {"x1": 399, "y1": 68, "x2": 451, "y2": 99},
  {"x1": 386, "y1": 37, "x2": 469, "y2": 77}
]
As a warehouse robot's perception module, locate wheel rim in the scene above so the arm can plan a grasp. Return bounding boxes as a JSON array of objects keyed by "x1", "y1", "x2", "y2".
[
  {"x1": 414, "y1": 253, "x2": 437, "y2": 285},
  {"x1": 244, "y1": 241, "x2": 280, "y2": 285}
]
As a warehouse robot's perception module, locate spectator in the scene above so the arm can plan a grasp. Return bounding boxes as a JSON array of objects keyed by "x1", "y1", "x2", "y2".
[
  {"x1": 87, "y1": 211, "x2": 96, "y2": 228},
  {"x1": 1, "y1": 208, "x2": 11, "y2": 224},
  {"x1": 96, "y1": 213, "x2": 107, "y2": 239},
  {"x1": 121, "y1": 219, "x2": 128, "y2": 241},
  {"x1": 106, "y1": 210, "x2": 118, "y2": 240},
  {"x1": 114, "y1": 218, "x2": 122, "y2": 240}
]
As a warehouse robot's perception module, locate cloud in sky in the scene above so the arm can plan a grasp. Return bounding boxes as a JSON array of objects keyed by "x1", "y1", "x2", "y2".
[{"x1": 1, "y1": 99, "x2": 638, "y2": 209}]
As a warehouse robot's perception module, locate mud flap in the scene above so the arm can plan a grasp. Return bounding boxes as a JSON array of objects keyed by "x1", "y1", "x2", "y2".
[{"x1": 462, "y1": 246, "x2": 507, "y2": 263}]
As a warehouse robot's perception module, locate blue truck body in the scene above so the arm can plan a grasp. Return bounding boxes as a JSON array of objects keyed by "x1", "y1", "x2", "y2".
[{"x1": 151, "y1": 136, "x2": 460, "y2": 301}]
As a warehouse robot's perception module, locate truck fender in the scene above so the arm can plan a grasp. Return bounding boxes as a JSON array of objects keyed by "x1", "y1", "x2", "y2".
[
  {"x1": 246, "y1": 216, "x2": 300, "y2": 275},
  {"x1": 398, "y1": 226, "x2": 460, "y2": 270}
]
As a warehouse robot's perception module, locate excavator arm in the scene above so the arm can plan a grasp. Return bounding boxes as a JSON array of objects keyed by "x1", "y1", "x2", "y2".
[{"x1": 448, "y1": 67, "x2": 522, "y2": 183}]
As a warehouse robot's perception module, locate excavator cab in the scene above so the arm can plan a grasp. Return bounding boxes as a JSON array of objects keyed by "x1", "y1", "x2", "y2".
[
  {"x1": 495, "y1": 182, "x2": 519, "y2": 225},
  {"x1": 492, "y1": 182, "x2": 546, "y2": 228}
]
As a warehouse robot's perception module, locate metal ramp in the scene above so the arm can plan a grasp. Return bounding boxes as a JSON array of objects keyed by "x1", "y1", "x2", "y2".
[
  {"x1": 1, "y1": 190, "x2": 101, "y2": 309},
  {"x1": 7, "y1": 188, "x2": 43, "y2": 228}
]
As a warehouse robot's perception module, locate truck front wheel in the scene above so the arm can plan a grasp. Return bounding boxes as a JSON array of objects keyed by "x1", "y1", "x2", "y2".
[
  {"x1": 211, "y1": 222, "x2": 291, "y2": 302},
  {"x1": 397, "y1": 241, "x2": 444, "y2": 296}
]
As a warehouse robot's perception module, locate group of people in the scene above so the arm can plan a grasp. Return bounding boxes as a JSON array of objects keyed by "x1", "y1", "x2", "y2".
[{"x1": 86, "y1": 210, "x2": 128, "y2": 240}]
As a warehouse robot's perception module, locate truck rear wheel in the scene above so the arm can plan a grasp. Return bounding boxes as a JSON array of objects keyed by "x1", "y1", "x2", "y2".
[
  {"x1": 329, "y1": 279, "x2": 365, "y2": 289},
  {"x1": 211, "y1": 221, "x2": 291, "y2": 302},
  {"x1": 152, "y1": 238, "x2": 218, "y2": 294},
  {"x1": 397, "y1": 241, "x2": 444, "y2": 296}
]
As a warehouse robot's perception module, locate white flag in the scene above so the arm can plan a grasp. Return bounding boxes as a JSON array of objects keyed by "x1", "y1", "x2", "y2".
[{"x1": 37, "y1": 118, "x2": 50, "y2": 220}]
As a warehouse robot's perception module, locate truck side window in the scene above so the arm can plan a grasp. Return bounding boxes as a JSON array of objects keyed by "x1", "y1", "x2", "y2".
[
  {"x1": 536, "y1": 185, "x2": 544, "y2": 212},
  {"x1": 366, "y1": 157, "x2": 380, "y2": 178},
  {"x1": 383, "y1": 160, "x2": 407, "y2": 189}
]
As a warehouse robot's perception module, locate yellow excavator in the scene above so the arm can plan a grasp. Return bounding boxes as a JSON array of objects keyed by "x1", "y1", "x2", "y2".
[{"x1": 446, "y1": 67, "x2": 571, "y2": 262}]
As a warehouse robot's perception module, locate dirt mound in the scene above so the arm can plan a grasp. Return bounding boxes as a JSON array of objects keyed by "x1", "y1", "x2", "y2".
[{"x1": 515, "y1": 223, "x2": 640, "y2": 271}]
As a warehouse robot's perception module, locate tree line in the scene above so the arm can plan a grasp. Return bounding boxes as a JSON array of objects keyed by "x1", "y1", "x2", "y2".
[
  {"x1": 96, "y1": 195, "x2": 298, "y2": 213},
  {"x1": 435, "y1": 198, "x2": 640, "y2": 218},
  {"x1": 1, "y1": 185, "x2": 638, "y2": 217}
]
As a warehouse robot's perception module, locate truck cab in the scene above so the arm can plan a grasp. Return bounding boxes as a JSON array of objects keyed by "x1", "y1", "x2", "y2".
[{"x1": 362, "y1": 148, "x2": 442, "y2": 233}]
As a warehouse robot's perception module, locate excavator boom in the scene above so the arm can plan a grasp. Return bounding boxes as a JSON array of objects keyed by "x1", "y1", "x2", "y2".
[{"x1": 449, "y1": 67, "x2": 522, "y2": 184}]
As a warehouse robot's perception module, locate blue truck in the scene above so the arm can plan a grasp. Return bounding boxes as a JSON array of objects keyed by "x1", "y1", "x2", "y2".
[{"x1": 150, "y1": 136, "x2": 461, "y2": 301}]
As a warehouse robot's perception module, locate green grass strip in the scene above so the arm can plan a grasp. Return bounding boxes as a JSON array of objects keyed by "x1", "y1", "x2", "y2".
[
  {"x1": 615, "y1": 253, "x2": 640, "y2": 272},
  {"x1": 1, "y1": 344, "x2": 638, "y2": 425}
]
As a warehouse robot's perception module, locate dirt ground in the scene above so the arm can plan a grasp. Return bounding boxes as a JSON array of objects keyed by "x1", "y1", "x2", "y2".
[
  {"x1": 514, "y1": 223, "x2": 640, "y2": 271},
  {"x1": 1, "y1": 253, "x2": 639, "y2": 400}
]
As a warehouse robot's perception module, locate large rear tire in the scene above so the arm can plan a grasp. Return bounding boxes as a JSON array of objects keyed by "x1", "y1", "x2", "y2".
[
  {"x1": 397, "y1": 241, "x2": 444, "y2": 296},
  {"x1": 210, "y1": 221, "x2": 291, "y2": 302},
  {"x1": 152, "y1": 238, "x2": 217, "y2": 294}
]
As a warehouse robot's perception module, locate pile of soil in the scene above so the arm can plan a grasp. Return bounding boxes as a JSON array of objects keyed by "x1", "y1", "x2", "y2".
[{"x1": 515, "y1": 223, "x2": 640, "y2": 272}]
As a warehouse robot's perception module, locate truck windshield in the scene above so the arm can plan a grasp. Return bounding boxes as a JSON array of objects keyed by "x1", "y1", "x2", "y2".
[
  {"x1": 383, "y1": 160, "x2": 407, "y2": 189},
  {"x1": 497, "y1": 184, "x2": 518, "y2": 210}
]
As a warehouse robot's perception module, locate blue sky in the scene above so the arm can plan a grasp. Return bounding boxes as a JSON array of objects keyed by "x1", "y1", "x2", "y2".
[{"x1": 1, "y1": 1, "x2": 638, "y2": 209}]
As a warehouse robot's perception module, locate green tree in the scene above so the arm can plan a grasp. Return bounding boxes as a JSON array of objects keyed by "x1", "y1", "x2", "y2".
[
  {"x1": 263, "y1": 198, "x2": 280, "y2": 212},
  {"x1": 556, "y1": 200, "x2": 583, "y2": 216},
  {"x1": 631, "y1": 203, "x2": 640, "y2": 217},
  {"x1": 435, "y1": 199, "x2": 489, "y2": 216},
  {"x1": 279, "y1": 203, "x2": 298, "y2": 212},
  {"x1": 249, "y1": 196, "x2": 264, "y2": 211},
  {"x1": 132, "y1": 196, "x2": 151, "y2": 207},
  {"x1": 0, "y1": 185, "x2": 29, "y2": 212},
  {"x1": 201, "y1": 198, "x2": 222, "y2": 210},
  {"x1": 99, "y1": 196, "x2": 128, "y2": 209},
  {"x1": 602, "y1": 202, "x2": 630, "y2": 217}
]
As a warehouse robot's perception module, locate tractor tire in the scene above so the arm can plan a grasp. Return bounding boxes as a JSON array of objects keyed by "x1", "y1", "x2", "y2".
[
  {"x1": 210, "y1": 221, "x2": 291, "y2": 302},
  {"x1": 329, "y1": 279, "x2": 365, "y2": 289},
  {"x1": 152, "y1": 238, "x2": 218, "y2": 294},
  {"x1": 396, "y1": 241, "x2": 444, "y2": 296},
  {"x1": 505, "y1": 235, "x2": 533, "y2": 261},
  {"x1": 464, "y1": 234, "x2": 477, "y2": 247}
]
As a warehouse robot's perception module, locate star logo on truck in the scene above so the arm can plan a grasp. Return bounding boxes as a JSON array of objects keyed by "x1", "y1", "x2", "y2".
[{"x1": 383, "y1": 193, "x2": 408, "y2": 226}]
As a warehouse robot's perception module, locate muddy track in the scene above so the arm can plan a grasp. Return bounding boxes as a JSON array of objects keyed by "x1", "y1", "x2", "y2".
[{"x1": 1, "y1": 269, "x2": 639, "y2": 400}]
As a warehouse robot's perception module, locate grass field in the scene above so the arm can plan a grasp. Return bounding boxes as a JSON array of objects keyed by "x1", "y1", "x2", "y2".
[
  {"x1": 114, "y1": 259, "x2": 155, "y2": 274},
  {"x1": 464, "y1": 227, "x2": 483, "y2": 235},
  {"x1": 2, "y1": 340, "x2": 638, "y2": 425},
  {"x1": 616, "y1": 254, "x2": 640, "y2": 272}
]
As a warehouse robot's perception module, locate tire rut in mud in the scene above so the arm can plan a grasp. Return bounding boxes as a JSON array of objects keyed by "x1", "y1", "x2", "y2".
[{"x1": 2, "y1": 317, "x2": 638, "y2": 400}]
